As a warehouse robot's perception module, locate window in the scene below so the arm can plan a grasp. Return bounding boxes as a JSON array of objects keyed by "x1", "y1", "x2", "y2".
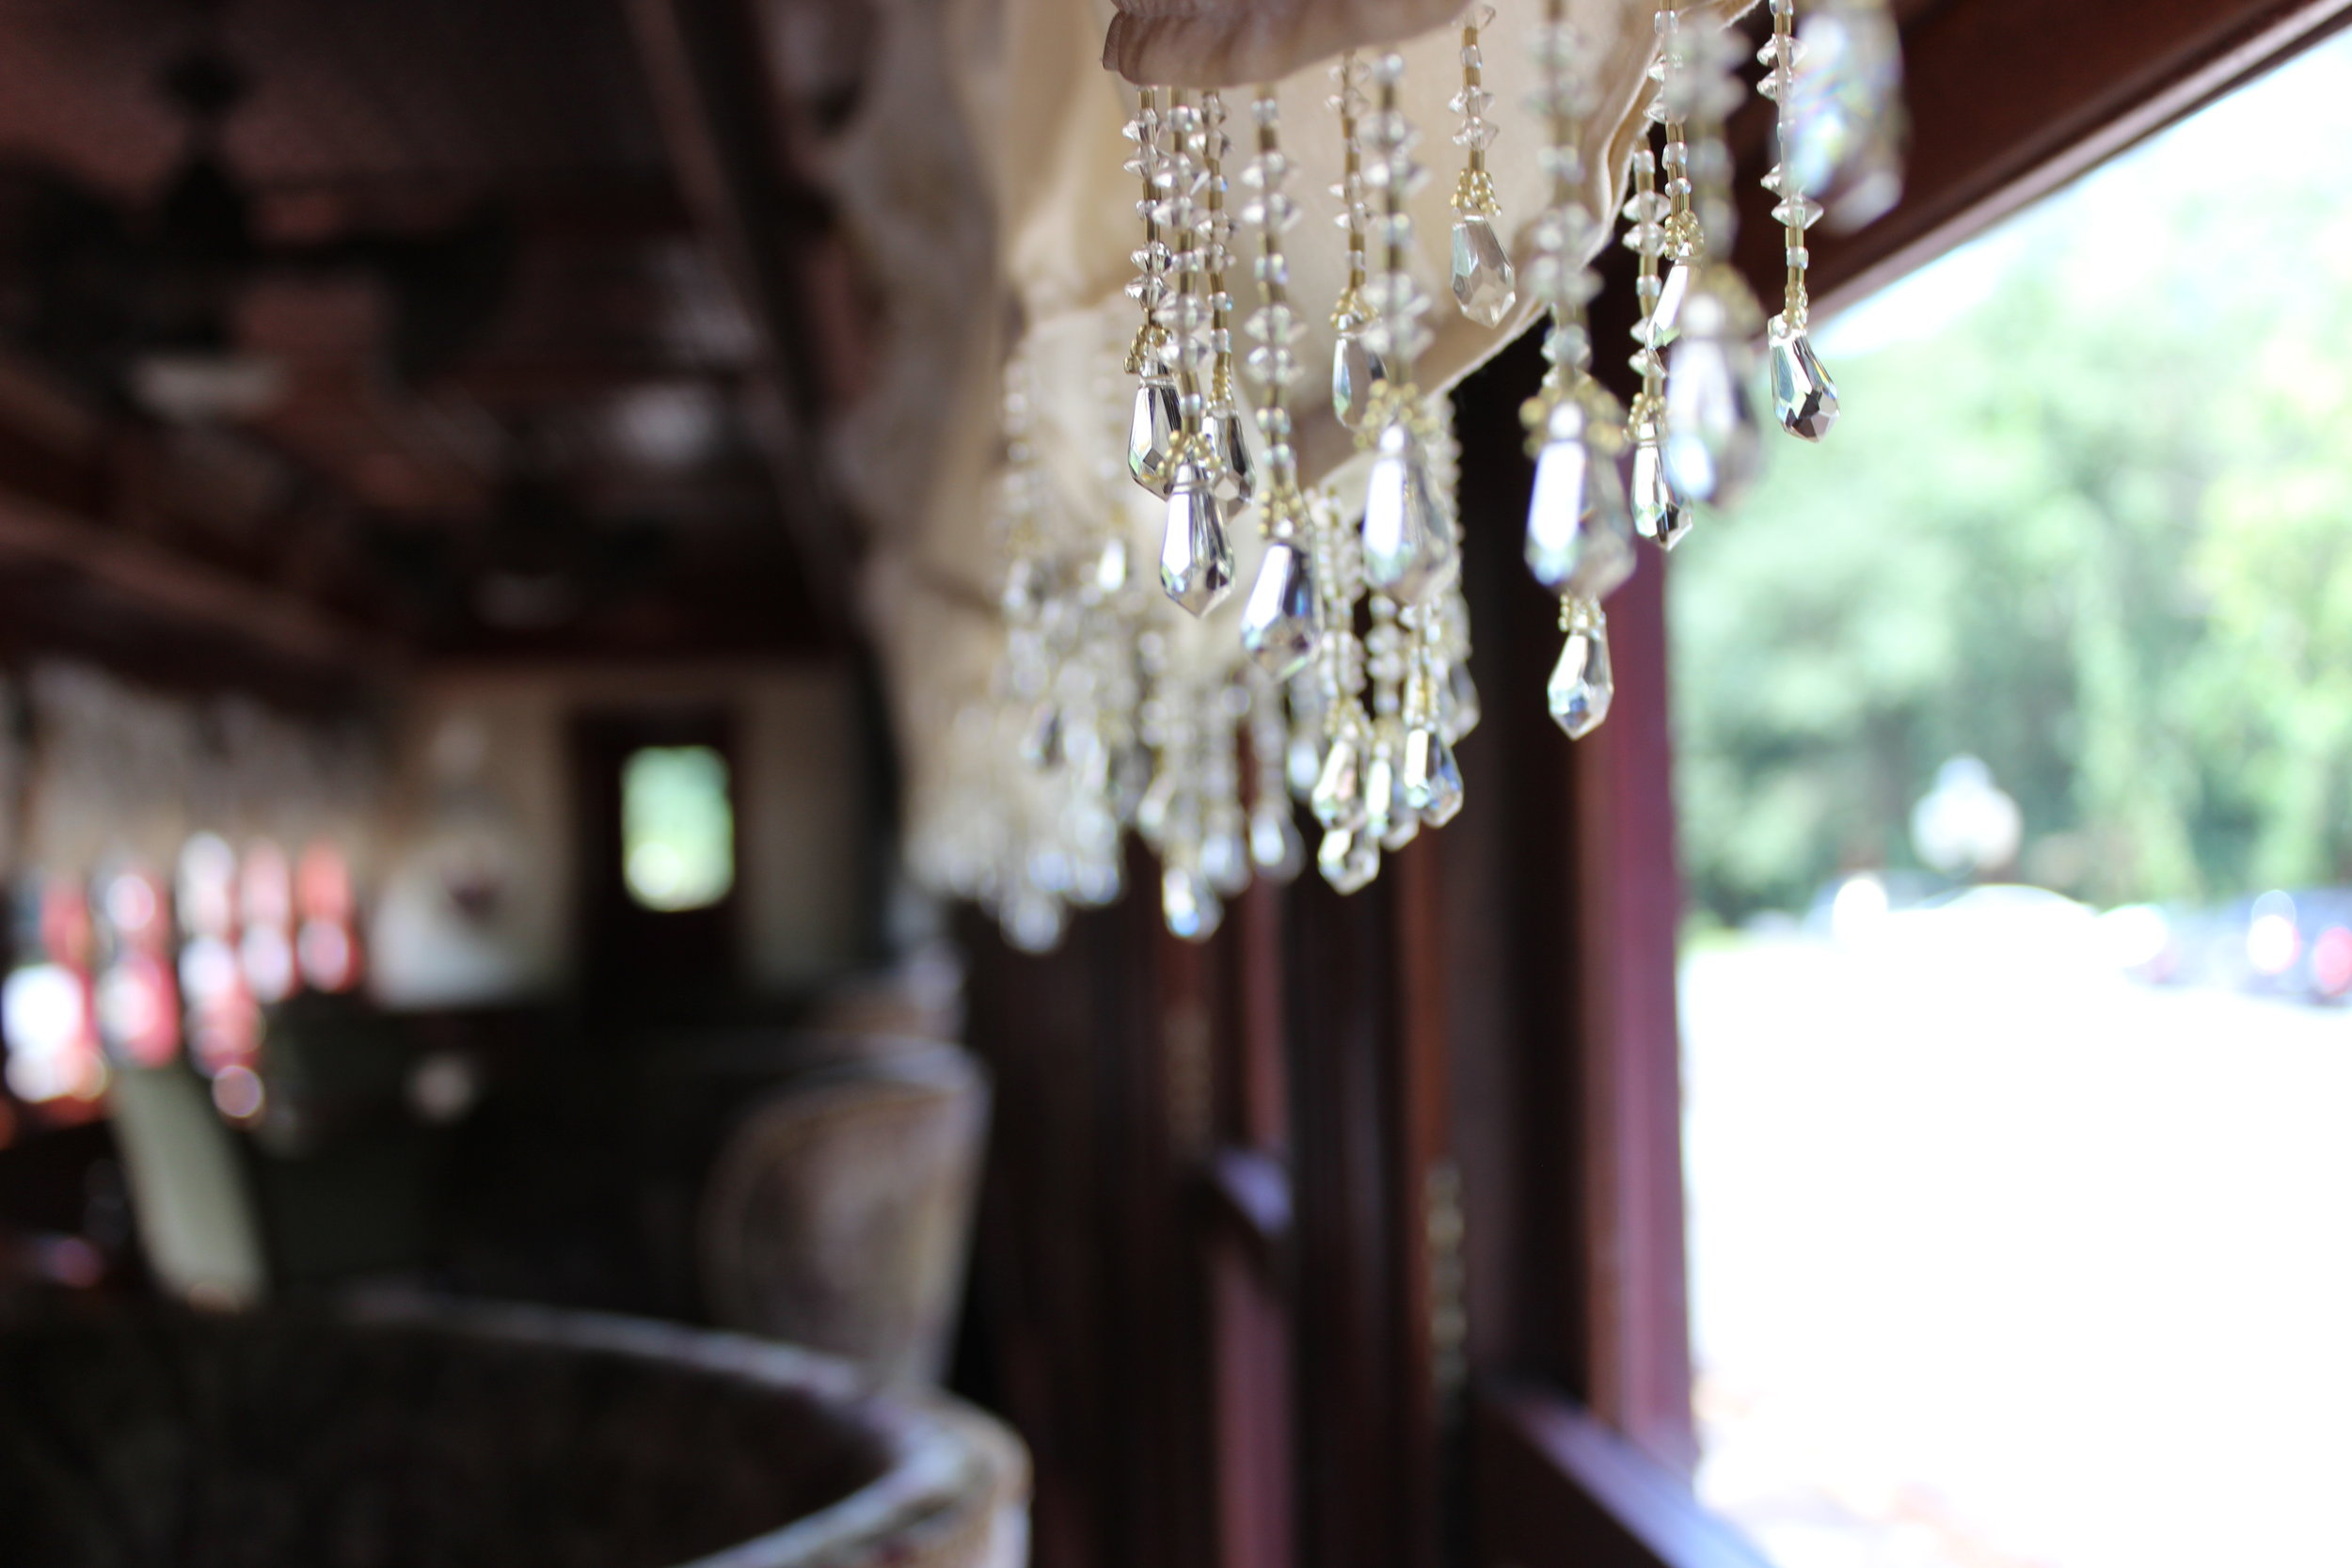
[
  {"x1": 621, "y1": 745, "x2": 735, "y2": 911},
  {"x1": 1, "y1": 878, "x2": 103, "y2": 1115},
  {"x1": 1675, "y1": 33, "x2": 2352, "y2": 1568}
]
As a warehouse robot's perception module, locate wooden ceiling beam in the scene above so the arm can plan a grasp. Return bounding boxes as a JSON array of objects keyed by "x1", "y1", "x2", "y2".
[
  {"x1": 625, "y1": 0, "x2": 856, "y2": 640},
  {"x1": 0, "y1": 388, "x2": 408, "y2": 680},
  {"x1": 1735, "y1": 0, "x2": 2352, "y2": 312},
  {"x1": 0, "y1": 487, "x2": 405, "y2": 677}
]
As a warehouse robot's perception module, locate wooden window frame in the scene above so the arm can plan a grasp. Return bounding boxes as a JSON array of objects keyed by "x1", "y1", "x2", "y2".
[{"x1": 1473, "y1": 0, "x2": 2352, "y2": 1561}]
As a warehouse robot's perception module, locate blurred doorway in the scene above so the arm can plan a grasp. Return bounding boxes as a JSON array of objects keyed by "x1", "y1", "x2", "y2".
[{"x1": 571, "y1": 710, "x2": 740, "y2": 1002}]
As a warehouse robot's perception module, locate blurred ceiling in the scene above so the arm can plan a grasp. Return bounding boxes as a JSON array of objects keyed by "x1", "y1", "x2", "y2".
[{"x1": 0, "y1": 0, "x2": 874, "y2": 697}]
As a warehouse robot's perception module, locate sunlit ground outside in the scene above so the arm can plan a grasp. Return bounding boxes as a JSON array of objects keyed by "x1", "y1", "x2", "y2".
[{"x1": 1675, "y1": 32, "x2": 2352, "y2": 1568}]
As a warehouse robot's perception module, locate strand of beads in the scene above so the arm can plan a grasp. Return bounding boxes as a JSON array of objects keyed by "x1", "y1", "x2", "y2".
[
  {"x1": 1659, "y1": 20, "x2": 1765, "y2": 514},
  {"x1": 1759, "y1": 0, "x2": 1839, "y2": 440},
  {"x1": 1199, "y1": 92, "x2": 1256, "y2": 506},
  {"x1": 1400, "y1": 404, "x2": 1469, "y2": 824},
  {"x1": 1448, "y1": 6, "x2": 1516, "y2": 326},
  {"x1": 1307, "y1": 63, "x2": 1381, "y2": 893},
  {"x1": 1787, "y1": 0, "x2": 1907, "y2": 230},
  {"x1": 1124, "y1": 88, "x2": 1181, "y2": 494},
  {"x1": 1355, "y1": 50, "x2": 1466, "y2": 877},
  {"x1": 984, "y1": 344, "x2": 1085, "y2": 949},
  {"x1": 1623, "y1": 145, "x2": 1686, "y2": 552},
  {"x1": 1329, "y1": 55, "x2": 1386, "y2": 431},
  {"x1": 1158, "y1": 91, "x2": 1238, "y2": 615},
  {"x1": 1239, "y1": 85, "x2": 1320, "y2": 682},
  {"x1": 1626, "y1": 4, "x2": 1694, "y2": 550},
  {"x1": 1523, "y1": 0, "x2": 1636, "y2": 739},
  {"x1": 1307, "y1": 483, "x2": 1377, "y2": 893},
  {"x1": 1245, "y1": 662, "x2": 1306, "y2": 881},
  {"x1": 1359, "y1": 51, "x2": 1451, "y2": 606}
]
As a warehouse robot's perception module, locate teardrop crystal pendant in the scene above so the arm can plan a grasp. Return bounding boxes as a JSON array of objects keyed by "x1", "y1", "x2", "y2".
[
  {"x1": 1202, "y1": 810, "x2": 1253, "y2": 896},
  {"x1": 1209, "y1": 408, "x2": 1258, "y2": 506},
  {"x1": 1162, "y1": 863, "x2": 1223, "y2": 942},
  {"x1": 1378, "y1": 771, "x2": 1420, "y2": 850},
  {"x1": 1241, "y1": 541, "x2": 1320, "y2": 679},
  {"x1": 1332, "y1": 325, "x2": 1387, "y2": 431},
  {"x1": 1525, "y1": 394, "x2": 1636, "y2": 600},
  {"x1": 1129, "y1": 373, "x2": 1182, "y2": 495},
  {"x1": 1662, "y1": 273, "x2": 1764, "y2": 510},
  {"x1": 1002, "y1": 889, "x2": 1067, "y2": 954},
  {"x1": 1789, "y1": 0, "x2": 1907, "y2": 230},
  {"x1": 1441, "y1": 661, "x2": 1480, "y2": 743},
  {"x1": 1311, "y1": 724, "x2": 1367, "y2": 830},
  {"x1": 1286, "y1": 730, "x2": 1323, "y2": 799},
  {"x1": 1399, "y1": 724, "x2": 1464, "y2": 827},
  {"x1": 1630, "y1": 435, "x2": 1694, "y2": 548},
  {"x1": 1249, "y1": 803, "x2": 1305, "y2": 881},
  {"x1": 1317, "y1": 825, "x2": 1380, "y2": 895},
  {"x1": 1361, "y1": 421, "x2": 1454, "y2": 603},
  {"x1": 1768, "y1": 315, "x2": 1839, "y2": 440},
  {"x1": 1363, "y1": 741, "x2": 1406, "y2": 848},
  {"x1": 1548, "y1": 600, "x2": 1614, "y2": 740},
  {"x1": 1160, "y1": 461, "x2": 1236, "y2": 615},
  {"x1": 1451, "y1": 214, "x2": 1517, "y2": 327},
  {"x1": 1643, "y1": 259, "x2": 1692, "y2": 348}
]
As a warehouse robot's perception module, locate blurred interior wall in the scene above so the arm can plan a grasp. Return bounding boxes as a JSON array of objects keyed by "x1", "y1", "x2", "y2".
[{"x1": 369, "y1": 660, "x2": 865, "y2": 1006}]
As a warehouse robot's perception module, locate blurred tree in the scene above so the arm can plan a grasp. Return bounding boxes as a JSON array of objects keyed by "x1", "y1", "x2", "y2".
[{"x1": 1671, "y1": 40, "x2": 2352, "y2": 921}]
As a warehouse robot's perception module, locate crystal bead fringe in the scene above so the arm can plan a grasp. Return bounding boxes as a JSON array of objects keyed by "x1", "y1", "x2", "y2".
[
  {"x1": 1448, "y1": 7, "x2": 1516, "y2": 327},
  {"x1": 1124, "y1": 88, "x2": 1180, "y2": 494},
  {"x1": 1758, "y1": 0, "x2": 1840, "y2": 440},
  {"x1": 1329, "y1": 55, "x2": 1383, "y2": 431},
  {"x1": 1522, "y1": 0, "x2": 1635, "y2": 636},
  {"x1": 1655, "y1": 5, "x2": 1766, "y2": 518},
  {"x1": 1240, "y1": 86, "x2": 1320, "y2": 680}
]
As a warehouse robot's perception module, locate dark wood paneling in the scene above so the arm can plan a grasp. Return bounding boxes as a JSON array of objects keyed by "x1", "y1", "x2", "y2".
[{"x1": 1285, "y1": 868, "x2": 1410, "y2": 1568}]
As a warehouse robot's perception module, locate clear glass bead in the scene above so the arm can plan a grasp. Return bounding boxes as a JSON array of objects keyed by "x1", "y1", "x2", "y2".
[
  {"x1": 1400, "y1": 725, "x2": 1464, "y2": 826},
  {"x1": 1361, "y1": 421, "x2": 1455, "y2": 603},
  {"x1": 1210, "y1": 408, "x2": 1258, "y2": 505},
  {"x1": 1160, "y1": 461, "x2": 1236, "y2": 615},
  {"x1": 1663, "y1": 275, "x2": 1765, "y2": 510},
  {"x1": 1332, "y1": 326, "x2": 1387, "y2": 431},
  {"x1": 1643, "y1": 260, "x2": 1692, "y2": 348},
  {"x1": 1789, "y1": 0, "x2": 1907, "y2": 229},
  {"x1": 1316, "y1": 825, "x2": 1379, "y2": 895},
  {"x1": 1311, "y1": 726, "x2": 1366, "y2": 830},
  {"x1": 1249, "y1": 803, "x2": 1305, "y2": 882},
  {"x1": 1525, "y1": 393, "x2": 1637, "y2": 600},
  {"x1": 1363, "y1": 742, "x2": 1405, "y2": 847},
  {"x1": 1163, "y1": 863, "x2": 1223, "y2": 942},
  {"x1": 1450, "y1": 214, "x2": 1518, "y2": 327},
  {"x1": 1129, "y1": 374, "x2": 1182, "y2": 495},
  {"x1": 1548, "y1": 604, "x2": 1614, "y2": 740},
  {"x1": 1769, "y1": 315, "x2": 1839, "y2": 440},
  {"x1": 1202, "y1": 810, "x2": 1252, "y2": 896},
  {"x1": 1003, "y1": 889, "x2": 1067, "y2": 954},
  {"x1": 1241, "y1": 541, "x2": 1320, "y2": 680},
  {"x1": 1630, "y1": 437, "x2": 1694, "y2": 548},
  {"x1": 1286, "y1": 730, "x2": 1323, "y2": 799},
  {"x1": 1440, "y1": 661, "x2": 1481, "y2": 743}
]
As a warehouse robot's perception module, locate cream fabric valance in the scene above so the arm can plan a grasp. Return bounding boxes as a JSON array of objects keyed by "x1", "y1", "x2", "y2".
[{"x1": 818, "y1": 0, "x2": 1748, "y2": 900}]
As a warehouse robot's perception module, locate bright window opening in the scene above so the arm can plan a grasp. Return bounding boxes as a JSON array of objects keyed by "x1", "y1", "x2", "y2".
[
  {"x1": 622, "y1": 746, "x2": 735, "y2": 911},
  {"x1": 1675, "y1": 34, "x2": 2352, "y2": 1568}
]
